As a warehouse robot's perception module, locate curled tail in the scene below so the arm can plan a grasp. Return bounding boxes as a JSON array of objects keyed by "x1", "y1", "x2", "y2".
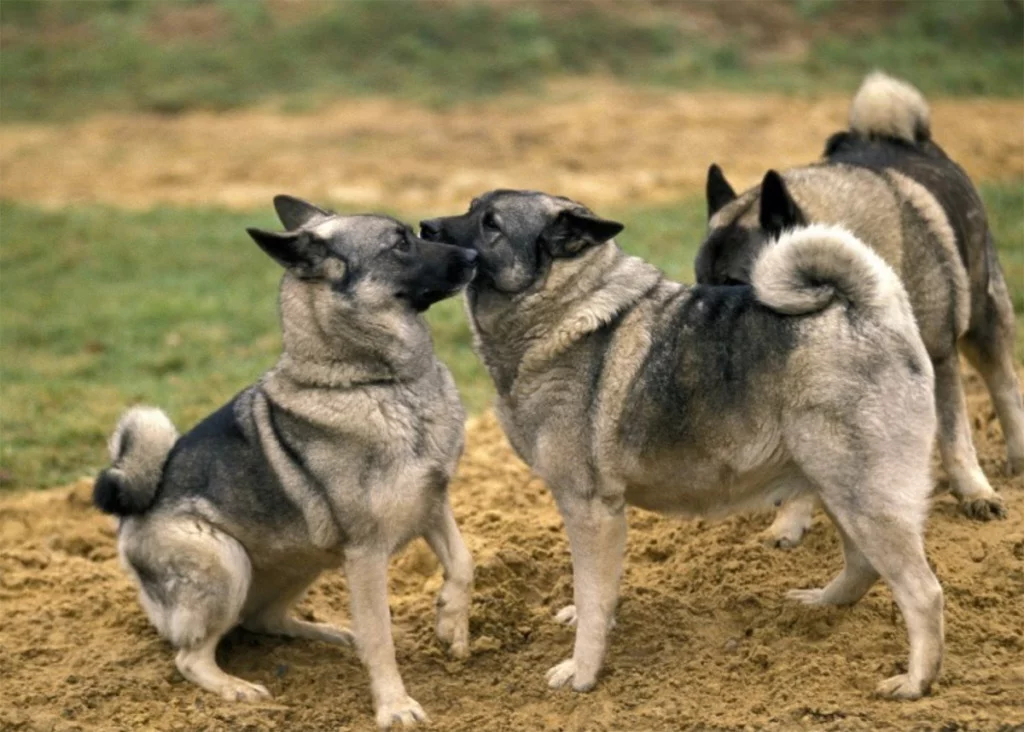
[
  {"x1": 752, "y1": 224, "x2": 911, "y2": 323},
  {"x1": 93, "y1": 407, "x2": 178, "y2": 516},
  {"x1": 849, "y1": 70, "x2": 930, "y2": 143}
]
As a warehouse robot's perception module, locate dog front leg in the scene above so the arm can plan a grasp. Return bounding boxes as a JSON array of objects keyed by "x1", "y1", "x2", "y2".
[
  {"x1": 344, "y1": 549, "x2": 426, "y2": 730},
  {"x1": 546, "y1": 494, "x2": 626, "y2": 692},
  {"x1": 424, "y1": 499, "x2": 474, "y2": 659}
]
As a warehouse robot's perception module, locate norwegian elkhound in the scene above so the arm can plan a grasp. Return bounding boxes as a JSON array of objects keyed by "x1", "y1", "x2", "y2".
[
  {"x1": 421, "y1": 191, "x2": 944, "y2": 700},
  {"x1": 696, "y1": 71, "x2": 1022, "y2": 547},
  {"x1": 93, "y1": 196, "x2": 478, "y2": 729}
]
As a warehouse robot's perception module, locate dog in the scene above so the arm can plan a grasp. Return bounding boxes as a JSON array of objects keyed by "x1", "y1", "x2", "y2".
[
  {"x1": 93, "y1": 195, "x2": 478, "y2": 729},
  {"x1": 421, "y1": 190, "x2": 944, "y2": 700},
  {"x1": 695, "y1": 71, "x2": 1022, "y2": 547}
]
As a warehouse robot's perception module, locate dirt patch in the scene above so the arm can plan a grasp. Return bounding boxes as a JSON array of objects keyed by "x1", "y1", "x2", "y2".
[
  {"x1": 2, "y1": 82, "x2": 1021, "y2": 213},
  {"x1": 1, "y1": 369, "x2": 1023, "y2": 732}
]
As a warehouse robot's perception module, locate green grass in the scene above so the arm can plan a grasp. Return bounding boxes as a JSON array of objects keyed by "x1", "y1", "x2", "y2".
[
  {"x1": 2, "y1": 182, "x2": 1022, "y2": 490},
  {"x1": 1, "y1": 0, "x2": 1020, "y2": 122}
]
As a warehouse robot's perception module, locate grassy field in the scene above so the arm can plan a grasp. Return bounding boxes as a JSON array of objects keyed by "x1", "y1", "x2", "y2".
[
  {"x1": 1, "y1": 0, "x2": 1021, "y2": 121},
  {"x1": 2, "y1": 183, "x2": 1021, "y2": 490}
]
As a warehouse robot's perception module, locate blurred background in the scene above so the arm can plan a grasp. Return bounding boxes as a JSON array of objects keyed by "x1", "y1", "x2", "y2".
[{"x1": 2, "y1": 0, "x2": 1022, "y2": 489}]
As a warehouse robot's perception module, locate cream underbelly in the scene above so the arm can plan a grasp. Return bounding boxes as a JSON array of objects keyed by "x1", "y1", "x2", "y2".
[{"x1": 622, "y1": 462, "x2": 806, "y2": 519}]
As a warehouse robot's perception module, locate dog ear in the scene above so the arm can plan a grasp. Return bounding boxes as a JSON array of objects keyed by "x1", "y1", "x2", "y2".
[
  {"x1": 246, "y1": 227, "x2": 329, "y2": 276},
  {"x1": 706, "y1": 164, "x2": 737, "y2": 219},
  {"x1": 758, "y1": 170, "x2": 804, "y2": 236},
  {"x1": 542, "y1": 210, "x2": 624, "y2": 258},
  {"x1": 822, "y1": 131, "x2": 850, "y2": 158},
  {"x1": 273, "y1": 195, "x2": 332, "y2": 231}
]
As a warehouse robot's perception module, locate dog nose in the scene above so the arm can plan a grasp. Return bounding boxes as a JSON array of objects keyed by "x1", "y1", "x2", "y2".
[
  {"x1": 420, "y1": 219, "x2": 442, "y2": 240},
  {"x1": 461, "y1": 248, "x2": 479, "y2": 264}
]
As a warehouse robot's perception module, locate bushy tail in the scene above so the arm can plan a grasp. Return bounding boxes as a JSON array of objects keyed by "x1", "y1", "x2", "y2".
[
  {"x1": 752, "y1": 224, "x2": 911, "y2": 323},
  {"x1": 849, "y1": 70, "x2": 931, "y2": 143},
  {"x1": 93, "y1": 407, "x2": 178, "y2": 516}
]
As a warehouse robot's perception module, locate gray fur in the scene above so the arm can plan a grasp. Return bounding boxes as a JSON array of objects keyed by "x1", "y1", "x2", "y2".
[
  {"x1": 696, "y1": 71, "x2": 1021, "y2": 538},
  {"x1": 423, "y1": 190, "x2": 944, "y2": 701},
  {"x1": 95, "y1": 197, "x2": 478, "y2": 730}
]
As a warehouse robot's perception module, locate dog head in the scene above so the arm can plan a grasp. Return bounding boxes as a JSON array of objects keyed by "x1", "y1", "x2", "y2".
[
  {"x1": 420, "y1": 189, "x2": 622, "y2": 295},
  {"x1": 695, "y1": 166, "x2": 806, "y2": 286},
  {"x1": 248, "y1": 195, "x2": 478, "y2": 314}
]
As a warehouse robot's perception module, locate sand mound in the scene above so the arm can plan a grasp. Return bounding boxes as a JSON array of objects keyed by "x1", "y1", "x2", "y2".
[{"x1": 1, "y1": 370, "x2": 1022, "y2": 732}]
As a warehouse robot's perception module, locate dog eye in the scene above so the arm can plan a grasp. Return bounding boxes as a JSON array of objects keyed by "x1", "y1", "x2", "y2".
[
  {"x1": 482, "y1": 212, "x2": 500, "y2": 232},
  {"x1": 394, "y1": 232, "x2": 412, "y2": 252}
]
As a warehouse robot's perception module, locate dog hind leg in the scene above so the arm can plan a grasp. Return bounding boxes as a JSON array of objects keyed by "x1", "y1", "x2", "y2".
[
  {"x1": 176, "y1": 636, "x2": 270, "y2": 702},
  {"x1": 241, "y1": 570, "x2": 353, "y2": 646},
  {"x1": 786, "y1": 400, "x2": 944, "y2": 700},
  {"x1": 123, "y1": 518, "x2": 270, "y2": 701},
  {"x1": 788, "y1": 505, "x2": 879, "y2": 606},
  {"x1": 933, "y1": 354, "x2": 1006, "y2": 519},
  {"x1": 960, "y1": 254, "x2": 1024, "y2": 477},
  {"x1": 796, "y1": 474, "x2": 942, "y2": 699},
  {"x1": 842, "y1": 514, "x2": 942, "y2": 699}
]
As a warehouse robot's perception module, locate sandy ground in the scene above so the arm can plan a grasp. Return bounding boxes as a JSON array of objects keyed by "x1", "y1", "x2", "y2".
[
  {"x1": 2, "y1": 370, "x2": 1023, "y2": 732},
  {"x1": 3, "y1": 83, "x2": 1024, "y2": 730},
  {"x1": 2, "y1": 82, "x2": 1022, "y2": 212}
]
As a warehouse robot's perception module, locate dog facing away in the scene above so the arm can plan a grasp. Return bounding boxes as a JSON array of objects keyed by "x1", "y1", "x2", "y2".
[
  {"x1": 696, "y1": 71, "x2": 1022, "y2": 547},
  {"x1": 93, "y1": 196, "x2": 478, "y2": 729},
  {"x1": 422, "y1": 190, "x2": 944, "y2": 700}
]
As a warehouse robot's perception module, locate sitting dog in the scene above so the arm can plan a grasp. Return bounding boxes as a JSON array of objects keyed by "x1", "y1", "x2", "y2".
[
  {"x1": 422, "y1": 191, "x2": 944, "y2": 700},
  {"x1": 94, "y1": 196, "x2": 478, "y2": 729},
  {"x1": 696, "y1": 71, "x2": 1022, "y2": 547}
]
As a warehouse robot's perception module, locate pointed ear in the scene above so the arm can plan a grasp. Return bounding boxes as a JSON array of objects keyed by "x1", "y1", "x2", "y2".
[
  {"x1": 822, "y1": 131, "x2": 850, "y2": 157},
  {"x1": 246, "y1": 227, "x2": 329, "y2": 276},
  {"x1": 273, "y1": 194, "x2": 332, "y2": 231},
  {"x1": 706, "y1": 164, "x2": 737, "y2": 219},
  {"x1": 542, "y1": 210, "x2": 624, "y2": 258},
  {"x1": 758, "y1": 170, "x2": 804, "y2": 236}
]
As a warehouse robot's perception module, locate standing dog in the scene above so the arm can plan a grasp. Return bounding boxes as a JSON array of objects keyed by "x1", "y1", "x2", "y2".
[
  {"x1": 422, "y1": 191, "x2": 944, "y2": 699},
  {"x1": 696, "y1": 71, "x2": 1022, "y2": 546},
  {"x1": 93, "y1": 196, "x2": 477, "y2": 729}
]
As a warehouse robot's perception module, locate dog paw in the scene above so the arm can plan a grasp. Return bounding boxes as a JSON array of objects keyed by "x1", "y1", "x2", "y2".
[
  {"x1": 219, "y1": 679, "x2": 271, "y2": 703},
  {"x1": 435, "y1": 589, "x2": 471, "y2": 659},
  {"x1": 545, "y1": 659, "x2": 597, "y2": 692},
  {"x1": 959, "y1": 495, "x2": 1007, "y2": 521},
  {"x1": 761, "y1": 528, "x2": 806, "y2": 549},
  {"x1": 554, "y1": 605, "x2": 577, "y2": 626},
  {"x1": 326, "y1": 626, "x2": 355, "y2": 645},
  {"x1": 436, "y1": 608, "x2": 470, "y2": 660},
  {"x1": 761, "y1": 499, "x2": 814, "y2": 549},
  {"x1": 875, "y1": 673, "x2": 926, "y2": 700},
  {"x1": 786, "y1": 588, "x2": 827, "y2": 606},
  {"x1": 760, "y1": 515, "x2": 810, "y2": 549},
  {"x1": 305, "y1": 623, "x2": 354, "y2": 646},
  {"x1": 546, "y1": 659, "x2": 577, "y2": 689},
  {"x1": 375, "y1": 696, "x2": 428, "y2": 729},
  {"x1": 552, "y1": 605, "x2": 616, "y2": 629}
]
